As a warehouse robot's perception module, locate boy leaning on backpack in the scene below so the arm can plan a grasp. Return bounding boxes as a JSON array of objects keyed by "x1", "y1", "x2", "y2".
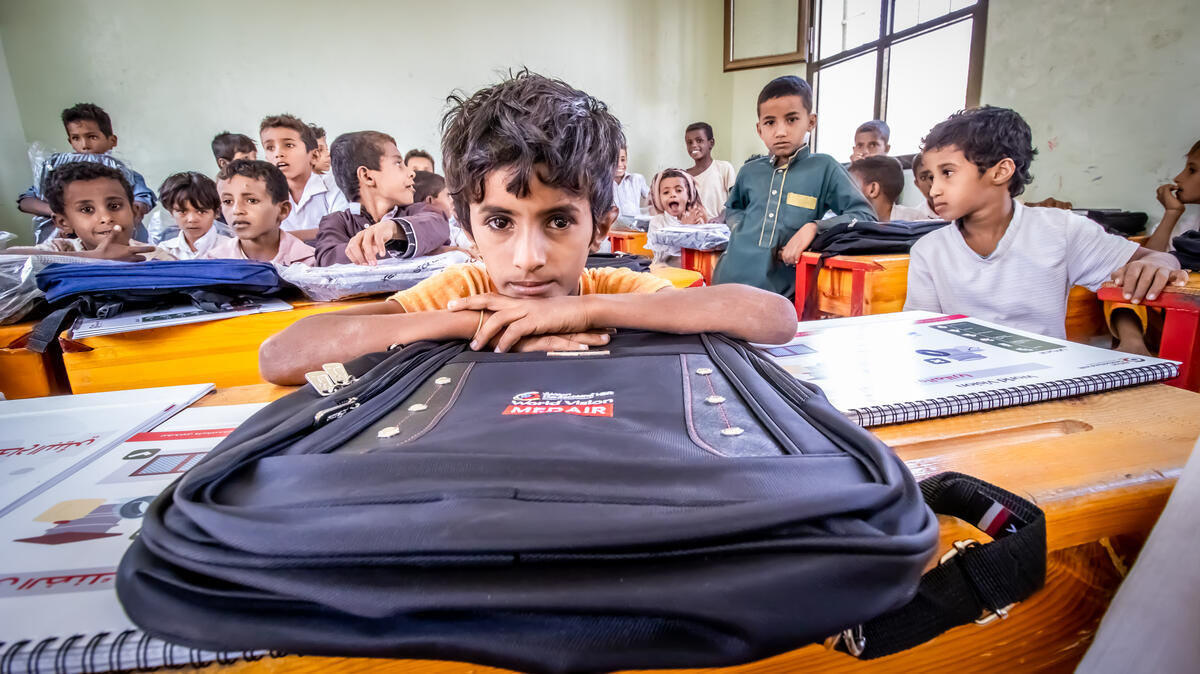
[{"x1": 260, "y1": 71, "x2": 796, "y2": 385}]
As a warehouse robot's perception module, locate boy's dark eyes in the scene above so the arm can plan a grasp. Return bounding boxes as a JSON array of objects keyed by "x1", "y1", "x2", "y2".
[
  {"x1": 547, "y1": 217, "x2": 573, "y2": 230},
  {"x1": 485, "y1": 216, "x2": 512, "y2": 230},
  {"x1": 79, "y1": 206, "x2": 94, "y2": 214}
]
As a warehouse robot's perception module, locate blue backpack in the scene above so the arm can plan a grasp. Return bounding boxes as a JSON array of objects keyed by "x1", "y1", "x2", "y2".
[{"x1": 29, "y1": 259, "x2": 285, "y2": 352}]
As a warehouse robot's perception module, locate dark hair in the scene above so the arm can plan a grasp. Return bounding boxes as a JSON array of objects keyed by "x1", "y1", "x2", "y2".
[
  {"x1": 159, "y1": 171, "x2": 221, "y2": 213},
  {"x1": 211, "y1": 132, "x2": 256, "y2": 161},
  {"x1": 685, "y1": 122, "x2": 714, "y2": 141},
  {"x1": 61, "y1": 103, "x2": 113, "y2": 137},
  {"x1": 911, "y1": 151, "x2": 924, "y2": 170},
  {"x1": 921, "y1": 106, "x2": 1036, "y2": 197},
  {"x1": 259, "y1": 114, "x2": 317, "y2": 151},
  {"x1": 1188, "y1": 140, "x2": 1200, "y2": 157},
  {"x1": 309, "y1": 123, "x2": 326, "y2": 140},
  {"x1": 44, "y1": 161, "x2": 132, "y2": 215},
  {"x1": 756, "y1": 76, "x2": 813, "y2": 115},
  {"x1": 856, "y1": 120, "x2": 891, "y2": 142},
  {"x1": 413, "y1": 171, "x2": 446, "y2": 203},
  {"x1": 330, "y1": 131, "x2": 398, "y2": 201},
  {"x1": 404, "y1": 149, "x2": 434, "y2": 170},
  {"x1": 216, "y1": 159, "x2": 289, "y2": 204},
  {"x1": 849, "y1": 155, "x2": 904, "y2": 204},
  {"x1": 441, "y1": 70, "x2": 624, "y2": 232}
]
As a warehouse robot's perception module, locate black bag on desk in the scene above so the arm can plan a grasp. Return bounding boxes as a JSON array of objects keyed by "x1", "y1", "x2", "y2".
[
  {"x1": 584, "y1": 251, "x2": 651, "y2": 272},
  {"x1": 1172, "y1": 231, "x2": 1200, "y2": 270},
  {"x1": 117, "y1": 332, "x2": 1045, "y2": 674},
  {"x1": 27, "y1": 259, "x2": 286, "y2": 352},
  {"x1": 809, "y1": 219, "x2": 949, "y2": 256}
]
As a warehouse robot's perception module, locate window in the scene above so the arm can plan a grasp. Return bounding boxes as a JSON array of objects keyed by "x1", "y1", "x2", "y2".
[{"x1": 808, "y1": 0, "x2": 988, "y2": 158}]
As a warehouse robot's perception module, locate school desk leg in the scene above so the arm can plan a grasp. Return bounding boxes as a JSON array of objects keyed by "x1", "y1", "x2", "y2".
[
  {"x1": 1158, "y1": 307, "x2": 1200, "y2": 391},
  {"x1": 794, "y1": 258, "x2": 820, "y2": 321},
  {"x1": 850, "y1": 269, "x2": 867, "y2": 317}
]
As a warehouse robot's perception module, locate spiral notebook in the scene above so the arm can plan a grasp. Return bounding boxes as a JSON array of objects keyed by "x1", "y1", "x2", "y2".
[
  {"x1": 0, "y1": 399, "x2": 271, "y2": 674},
  {"x1": 761, "y1": 311, "x2": 1180, "y2": 427}
]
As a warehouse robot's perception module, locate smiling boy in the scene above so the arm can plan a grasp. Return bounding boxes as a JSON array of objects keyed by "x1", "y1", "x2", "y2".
[
  {"x1": 261, "y1": 72, "x2": 796, "y2": 385},
  {"x1": 904, "y1": 106, "x2": 1185, "y2": 339},
  {"x1": 684, "y1": 122, "x2": 736, "y2": 220},
  {"x1": 712, "y1": 76, "x2": 874, "y2": 298},
  {"x1": 260, "y1": 114, "x2": 347, "y2": 242},
  {"x1": 203, "y1": 159, "x2": 315, "y2": 266},
  {"x1": 4, "y1": 162, "x2": 162, "y2": 261}
]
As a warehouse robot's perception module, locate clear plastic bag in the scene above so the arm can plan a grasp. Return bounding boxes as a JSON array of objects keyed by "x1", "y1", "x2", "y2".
[
  {"x1": 0, "y1": 231, "x2": 17, "y2": 251},
  {"x1": 278, "y1": 251, "x2": 473, "y2": 302},
  {"x1": 145, "y1": 208, "x2": 180, "y2": 245},
  {"x1": 0, "y1": 254, "x2": 122, "y2": 325},
  {"x1": 647, "y1": 223, "x2": 730, "y2": 252}
]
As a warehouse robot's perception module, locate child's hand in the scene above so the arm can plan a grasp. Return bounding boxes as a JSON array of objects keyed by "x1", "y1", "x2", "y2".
[
  {"x1": 1111, "y1": 260, "x2": 1189, "y2": 303},
  {"x1": 84, "y1": 232, "x2": 155, "y2": 262},
  {"x1": 681, "y1": 204, "x2": 707, "y2": 225},
  {"x1": 1156, "y1": 183, "x2": 1184, "y2": 214},
  {"x1": 345, "y1": 220, "x2": 402, "y2": 266},
  {"x1": 447, "y1": 293, "x2": 597, "y2": 352},
  {"x1": 509, "y1": 332, "x2": 613, "y2": 353},
  {"x1": 778, "y1": 222, "x2": 819, "y2": 265}
]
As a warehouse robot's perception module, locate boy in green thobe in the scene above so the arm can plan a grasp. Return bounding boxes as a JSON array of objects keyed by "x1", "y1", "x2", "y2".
[{"x1": 713, "y1": 76, "x2": 875, "y2": 299}]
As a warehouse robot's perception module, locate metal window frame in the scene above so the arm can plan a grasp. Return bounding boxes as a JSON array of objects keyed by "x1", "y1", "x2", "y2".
[{"x1": 806, "y1": 0, "x2": 989, "y2": 151}]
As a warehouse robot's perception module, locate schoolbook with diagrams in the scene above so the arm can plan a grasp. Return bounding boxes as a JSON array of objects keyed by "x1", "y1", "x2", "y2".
[
  {"x1": 760, "y1": 311, "x2": 1179, "y2": 427},
  {"x1": 0, "y1": 394, "x2": 273, "y2": 674}
]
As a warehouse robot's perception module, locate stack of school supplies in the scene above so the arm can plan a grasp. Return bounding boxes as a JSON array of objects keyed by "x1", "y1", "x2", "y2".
[
  {"x1": 68, "y1": 297, "x2": 293, "y2": 338},
  {"x1": 0, "y1": 391, "x2": 271, "y2": 674},
  {"x1": 763, "y1": 311, "x2": 1179, "y2": 426}
]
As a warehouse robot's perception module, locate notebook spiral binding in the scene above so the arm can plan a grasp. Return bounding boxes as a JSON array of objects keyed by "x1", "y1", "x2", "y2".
[
  {"x1": 0, "y1": 632, "x2": 280, "y2": 674},
  {"x1": 847, "y1": 362, "x2": 1179, "y2": 427}
]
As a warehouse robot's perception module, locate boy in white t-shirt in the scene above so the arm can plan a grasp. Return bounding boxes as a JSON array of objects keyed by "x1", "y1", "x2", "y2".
[
  {"x1": 904, "y1": 106, "x2": 1185, "y2": 340},
  {"x1": 684, "y1": 122, "x2": 736, "y2": 221}
]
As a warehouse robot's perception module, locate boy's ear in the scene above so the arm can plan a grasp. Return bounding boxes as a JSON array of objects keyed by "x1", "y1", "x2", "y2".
[
  {"x1": 356, "y1": 165, "x2": 374, "y2": 189},
  {"x1": 863, "y1": 181, "x2": 881, "y2": 199},
  {"x1": 108, "y1": 135, "x2": 118, "y2": 149},
  {"x1": 590, "y1": 207, "x2": 618, "y2": 252},
  {"x1": 51, "y1": 213, "x2": 71, "y2": 234},
  {"x1": 217, "y1": 158, "x2": 229, "y2": 169},
  {"x1": 275, "y1": 200, "x2": 293, "y2": 224},
  {"x1": 989, "y1": 158, "x2": 1016, "y2": 188},
  {"x1": 884, "y1": 142, "x2": 891, "y2": 153},
  {"x1": 806, "y1": 113, "x2": 817, "y2": 132}
]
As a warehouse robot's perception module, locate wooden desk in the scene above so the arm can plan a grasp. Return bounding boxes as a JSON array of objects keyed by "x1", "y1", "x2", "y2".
[
  {"x1": 0, "y1": 320, "x2": 69, "y2": 399},
  {"x1": 1097, "y1": 273, "x2": 1200, "y2": 391},
  {"x1": 794, "y1": 252, "x2": 1108, "y2": 343},
  {"x1": 61, "y1": 298, "x2": 367, "y2": 394},
  {"x1": 192, "y1": 382, "x2": 1200, "y2": 674}
]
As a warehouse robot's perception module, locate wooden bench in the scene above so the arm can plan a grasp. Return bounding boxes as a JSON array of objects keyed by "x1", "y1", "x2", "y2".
[
  {"x1": 195, "y1": 381, "x2": 1200, "y2": 673},
  {"x1": 794, "y1": 252, "x2": 1108, "y2": 343},
  {"x1": 1097, "y1": 272, "x2": 1200, "y2": 391}
]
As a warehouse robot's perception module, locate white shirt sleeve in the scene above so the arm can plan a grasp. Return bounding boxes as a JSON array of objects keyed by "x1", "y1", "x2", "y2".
[
  {"x1": 721, "y1": 161, "x2": 737, "y2": 192},
  {"x1": 903, "y1": 239, "x2": 942, "y2": 312},
  {"x1": 327, "y1": 184, "x2": 350, "y2": 214},
  {"x1": 1064, "y1": 215, "x2": 1140, "y2": 290}
]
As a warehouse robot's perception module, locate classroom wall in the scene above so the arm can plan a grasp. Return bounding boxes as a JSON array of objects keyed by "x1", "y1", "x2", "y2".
[
  {"x1": 0, "y1": 0, "x2": 731, "y2": 242},
  {"x1": 980, "y1": 0, "x2": 1200, "y2": 222},
  {"x1": 0, "y1": 34, "x2": 30, "y2": 244}
]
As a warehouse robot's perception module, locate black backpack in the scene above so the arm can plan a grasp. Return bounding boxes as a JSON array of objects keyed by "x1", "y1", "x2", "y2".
[
  {"x1": 117, "y1": 332, "x2": 1044, "y2": 674},
  {"x1": 809, "y1": 219, "x2": 949, "y2": 257},
  {"x1": 584, "y1": 251, "x2": 651, "y2": 272}
]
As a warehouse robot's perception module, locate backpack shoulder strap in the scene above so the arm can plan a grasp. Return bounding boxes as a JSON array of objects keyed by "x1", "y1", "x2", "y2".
[{"x1": 831, "y1": 471, "x2": 1047, "y2": 659}]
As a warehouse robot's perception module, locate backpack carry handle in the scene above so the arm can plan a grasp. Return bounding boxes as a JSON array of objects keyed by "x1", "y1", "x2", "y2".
[{"x1": 829, "y1": 471, "x2": 1047, "y2": 659}]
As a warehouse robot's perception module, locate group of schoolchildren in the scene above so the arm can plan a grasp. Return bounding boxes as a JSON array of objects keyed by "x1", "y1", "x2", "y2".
[
  {"x1": 6, "y1": 106, "x2": 459, "y2": 271},
  {"x1": 4, "y1": 72, "x2": 1196, "y2": 379}
]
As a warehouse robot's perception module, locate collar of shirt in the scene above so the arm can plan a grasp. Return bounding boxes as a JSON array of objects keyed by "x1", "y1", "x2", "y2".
[
  {"x1": 293, "y1": 172, "x2": 330, "y2": 210},
  {"x1": 771, "y1": 144, "x2": 811, "y2": 168}
]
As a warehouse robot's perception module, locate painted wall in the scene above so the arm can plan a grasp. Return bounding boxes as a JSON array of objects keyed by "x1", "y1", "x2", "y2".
[
  {"x1": 0, "y1": 0, "x2": 730, "y2": 241},
  {"x1": 0, "y1": 34, "x2": 30, "y2": 244},
  {"x1": 980, "y1": 0, "x2": 1200, "y2": 222}
]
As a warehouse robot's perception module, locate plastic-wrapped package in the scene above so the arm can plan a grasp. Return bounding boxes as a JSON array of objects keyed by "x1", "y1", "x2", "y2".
[
  {"x1": 145, "y1": 208, "x2": 179, "y2": 245},
  {"x1": 0, "y1": 231, "x2": 16, "y2": 251},
  {"x1": 0, "y1": 254, "x2": 122, "y2": 325},
  {"x1": 278, "y1": 250, "x2": 473, "y2": 302},
  {"x1": 613, "y1": 214, "x2": 651, "y2": 232},
  {"x1": 647, "y1": 223, "x2": 730, "y2": 252}
]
